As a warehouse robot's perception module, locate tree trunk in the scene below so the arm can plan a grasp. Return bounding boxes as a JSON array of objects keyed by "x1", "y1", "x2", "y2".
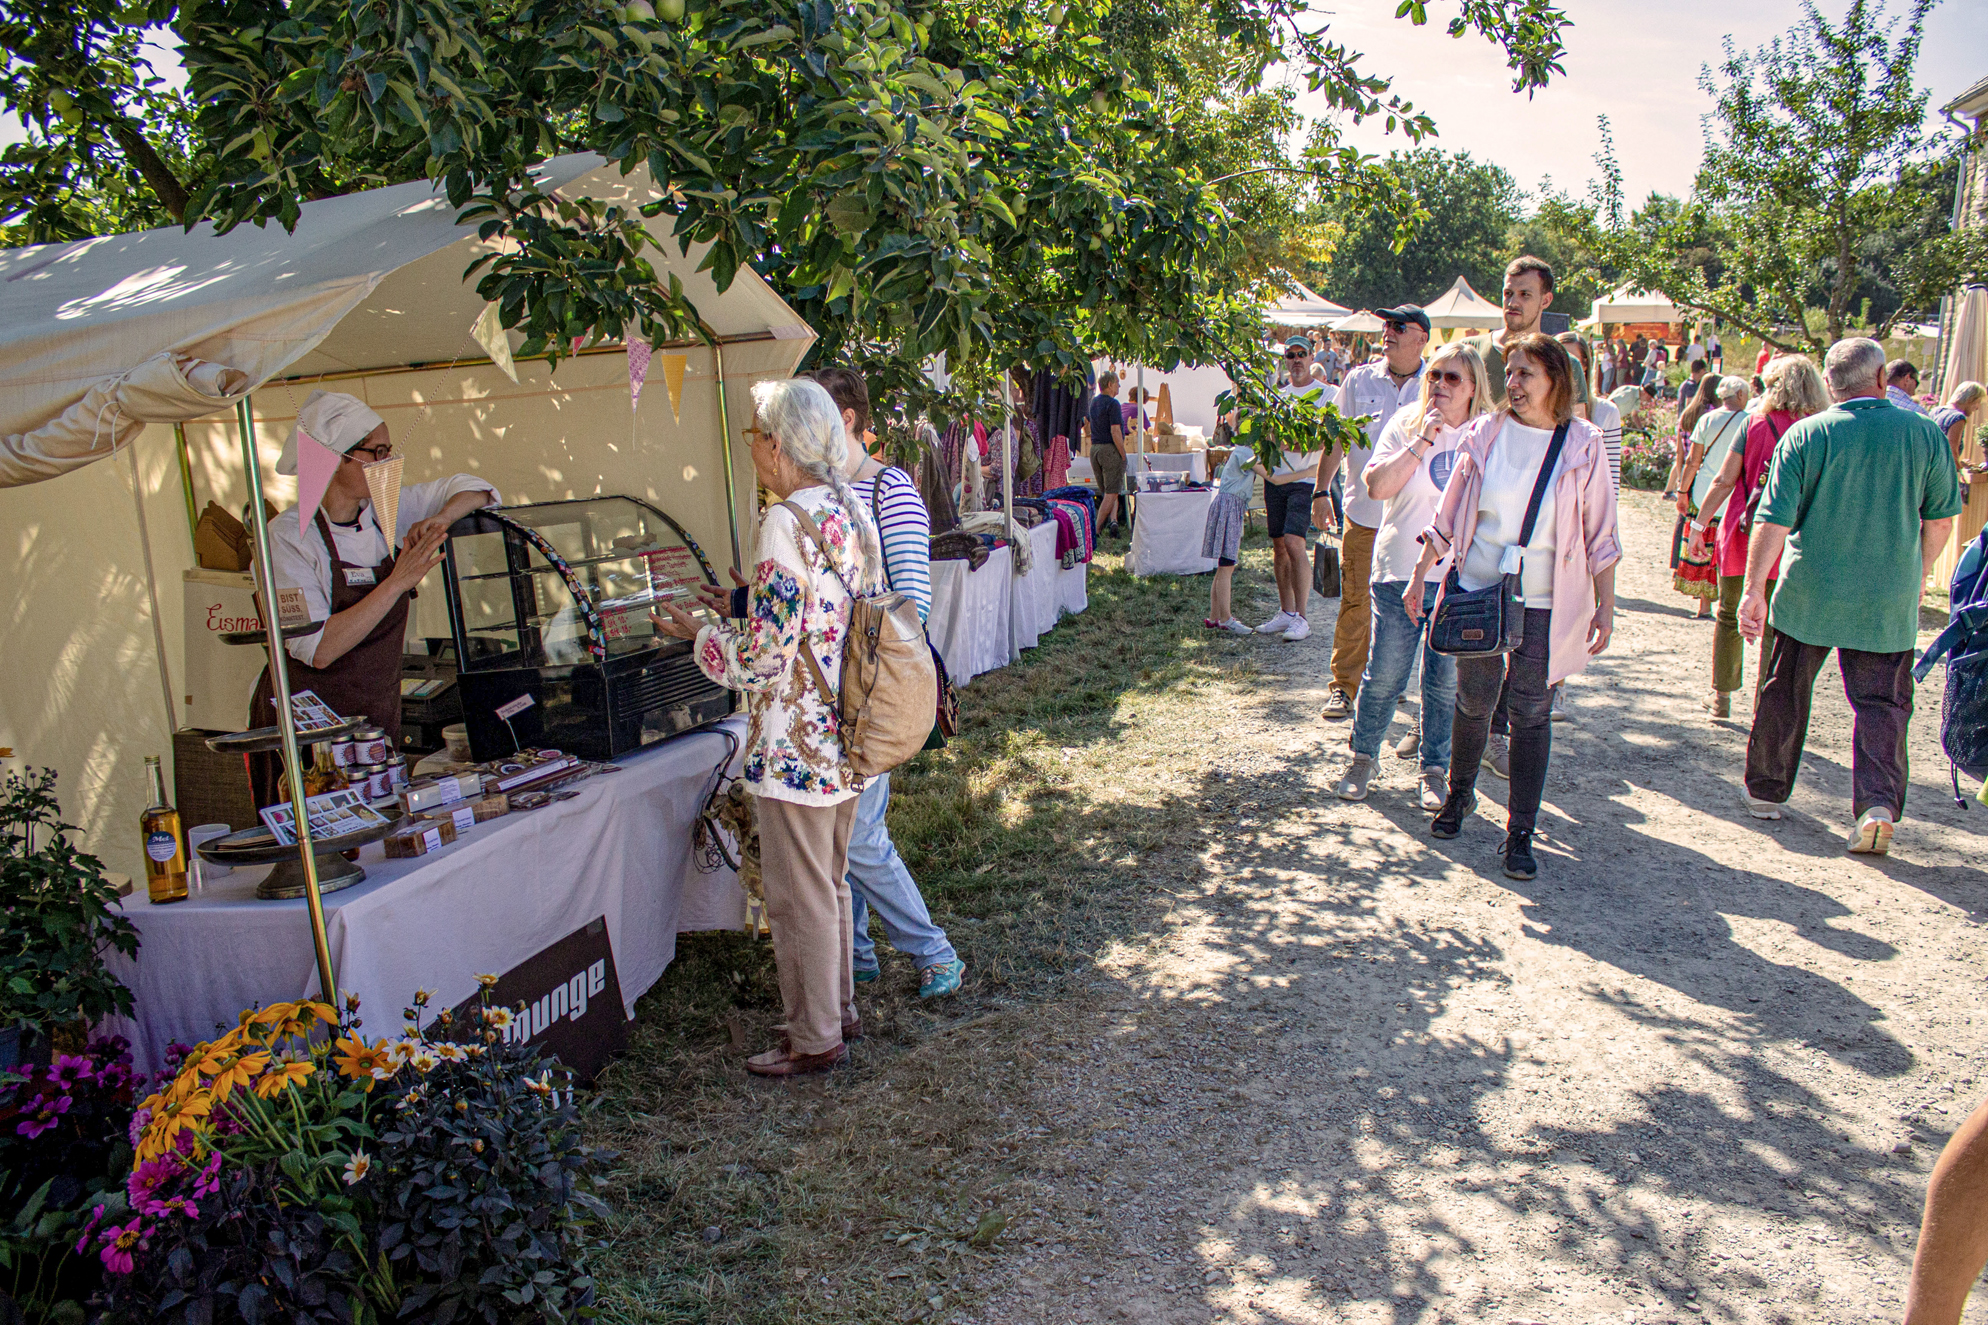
[{"x1": 104, "y1": 116, "x2": 188, "y2": 223}]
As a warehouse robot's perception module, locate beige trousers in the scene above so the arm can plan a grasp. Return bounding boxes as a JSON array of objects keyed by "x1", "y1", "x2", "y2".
[
  {"x1": 1331, "y1": 521, "x2": 1378, "y2": 694},
  {"x1": 756, "y1": 794, "x2": 860, "y2": 1055}
]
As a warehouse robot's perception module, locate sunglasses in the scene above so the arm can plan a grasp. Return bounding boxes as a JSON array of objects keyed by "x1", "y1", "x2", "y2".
[
  {"x1": 1284, "y1": 350, "x2": 1309, "y2": 360},
  {"x1": 1425, "y1": 369, "x2": 1467, "y2": 386},
  {"x1": 1385, "y1": 321, "x2": 1412, "y2": 333}
]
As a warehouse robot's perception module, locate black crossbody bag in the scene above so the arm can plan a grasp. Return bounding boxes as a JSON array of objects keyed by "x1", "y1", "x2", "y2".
[{"x1": 1427, "y1": 421, "x2": 1569, "y2": 657}]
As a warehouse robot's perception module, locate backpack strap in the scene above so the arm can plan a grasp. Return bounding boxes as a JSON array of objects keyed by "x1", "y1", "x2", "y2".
[{"x1": 774, "y1": 500, "x2": 846, "y2": 711}]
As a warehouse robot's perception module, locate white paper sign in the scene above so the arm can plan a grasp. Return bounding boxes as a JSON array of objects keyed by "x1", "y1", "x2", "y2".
[{"x1": 495, "y1": 694, "x2": 536, "y2": 721}]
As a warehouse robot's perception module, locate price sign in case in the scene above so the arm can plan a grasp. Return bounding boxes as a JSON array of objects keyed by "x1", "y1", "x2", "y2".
[{"x1": 438, "y1": 497, "x2": 735, "y2": 762}]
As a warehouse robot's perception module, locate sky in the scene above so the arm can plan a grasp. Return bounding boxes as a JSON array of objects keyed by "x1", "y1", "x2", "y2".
[{"x1": 1288, "y1": 0, "x2": 1988, "y2": 210}]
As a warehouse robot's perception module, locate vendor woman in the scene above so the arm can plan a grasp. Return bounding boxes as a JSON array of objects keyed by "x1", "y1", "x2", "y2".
[{"x1": 248, "y1": 389, "x2": 497, "y2": 805}]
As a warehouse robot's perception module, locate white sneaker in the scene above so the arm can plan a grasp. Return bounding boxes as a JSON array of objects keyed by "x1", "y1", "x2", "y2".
[
  {"x1": 1743, "y1": 791, "x2": 1782, "y2": 820},
  {"x1": 1848, "y1": 806, "x2": 1895, "y2": 854},
  {"x1": 1336, "y1": 754, "x2": 1376, "y2": 801},
  {"x1": 1281, "y1": 616, "x2": 1311, "y2": 641},
  {"x1": 1220, "y1": 618, "x2": 1254, "y2": 635},
  {"x1": 1255, "y1": 611, "x2": 1294, "y2": 635},
  {"x1": 1549, "y1": 687, "x2": 1570, "y2": 723}
]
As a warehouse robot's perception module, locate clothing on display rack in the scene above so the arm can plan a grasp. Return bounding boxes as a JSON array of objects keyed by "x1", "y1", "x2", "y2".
[{"x1": 1032, "y1": 368, "x2": 1093, "y2": 456}]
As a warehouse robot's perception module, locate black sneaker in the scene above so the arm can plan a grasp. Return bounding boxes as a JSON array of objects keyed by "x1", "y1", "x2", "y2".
[
  {"x1": 1431, "y1": 791, "x2": 1475, "y2": 839},
  {"x1": 1501, "y1": 827, "x2": 1538, "y2": 880}
]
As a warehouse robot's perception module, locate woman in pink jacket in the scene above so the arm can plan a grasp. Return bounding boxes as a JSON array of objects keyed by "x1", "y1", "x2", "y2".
[{"x1": 1405, "y1": 333, "x2": 1621, "y2": 881}]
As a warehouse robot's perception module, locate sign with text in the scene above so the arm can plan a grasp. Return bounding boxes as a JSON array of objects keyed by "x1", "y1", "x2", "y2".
[{"x1": 451, "y1": 917, "x2": 628, "y2": 1082}]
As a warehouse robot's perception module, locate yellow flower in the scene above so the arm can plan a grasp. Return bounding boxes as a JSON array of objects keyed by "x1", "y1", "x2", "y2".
[
  {"x1": 475, "y1": 973, "x2": 499, "y2": 989},
  {"x1": 249, "y1": 1001, "x2": 299, "y2": 1028},
  {"x1": 413, "y1": 988, "x2": 434, "y2": 1008},
  {"x1": 482, "y1": 1006, "x2": 514, "y2": 1031},
  {"x1": 331, "y1": 1036, "x2": 396, "y2": 1092},
  {"x1": 523, "y1": 1072, "x2": 554, "y2": 1098},
  {"x1": 433, "y1": 1042, "x2": 466, "y2": 1062},
  {"x1": 278, "y1": 1001, "x2": 339, "y2": 1038},
  {"x1": 139, "y1": 1090, "x2": 215, "y2": 1163},
  {"x1": 384, "y1": 1038, "x2": 420, "y2": 1067},
  {"x1": 408, "y1": 1047, "x2": 441, "y2": 1073},
  {"x1": 252, "y1": 1060, "x2": 314, "y2": 1099},
  {"x1": 342, "y1": 1150, "x2": 372, "y2": 1185},
  {"x1": 207, "y1": 1050, "x2": 270, "y2": 1101}
]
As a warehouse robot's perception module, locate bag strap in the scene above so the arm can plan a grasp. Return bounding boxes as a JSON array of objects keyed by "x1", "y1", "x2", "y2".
[
  {"x1": 1515, "y1": 421, "x2": 1571, "y2": 550},
  {"x1": 773, "y1": 500, "x2": 846, "y2": 711}
]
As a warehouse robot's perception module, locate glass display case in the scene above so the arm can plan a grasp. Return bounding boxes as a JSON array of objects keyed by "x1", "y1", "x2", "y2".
[{"x1": 439, "y1": 497, "x2": 734, "y2": 761}]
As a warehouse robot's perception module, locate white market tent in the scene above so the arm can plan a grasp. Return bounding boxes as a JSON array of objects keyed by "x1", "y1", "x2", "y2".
[
  {"x1": 0, "y1": 153, "x2": 815, "y2": 917},
  {"x1": 1419, "y1": 276, "x2": 1505, "y2": 330},
  {"x1": 1262, "y1": 280, "x2": 1351, "y2": 327},
  {"x1": 1331, "y1": 310, "x2": 1384, "y2": 334},
  {"x1": 1579, "y1": 283, "x2": 1686, "y2": 327}
]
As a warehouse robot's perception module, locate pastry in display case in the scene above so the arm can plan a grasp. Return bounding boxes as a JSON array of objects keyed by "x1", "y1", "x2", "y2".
[{"x1": 439, "y1": 497, "x2": 734, "y2": 761}]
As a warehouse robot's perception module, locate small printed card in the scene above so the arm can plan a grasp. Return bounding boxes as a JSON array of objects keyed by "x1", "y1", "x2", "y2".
[
  {"x1": 289, "y1": 690, "x2": 345, "y2": 734},
  {"x1": 259, "y1": 787, "x2": 393, "y2": 846}
]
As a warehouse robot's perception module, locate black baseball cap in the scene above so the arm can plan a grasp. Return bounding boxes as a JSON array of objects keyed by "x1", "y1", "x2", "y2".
[{"x1": 1373, "y1": 306, "x2": 1431, "y2": 334}]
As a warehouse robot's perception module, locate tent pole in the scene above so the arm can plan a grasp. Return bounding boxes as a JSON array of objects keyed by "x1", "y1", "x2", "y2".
[
  {"x1": 174, "y1": 423, "x2": 199, "y2": 546},
  {"x1": 709, "y1": 334, "x2": 744, "y2": 573},
  {"x1": 1002, "y1": 372, "x2": 1019, "y2": 664},
  {"x1": 235, "y1": 394, "x2": 338, "y2": 1006}
]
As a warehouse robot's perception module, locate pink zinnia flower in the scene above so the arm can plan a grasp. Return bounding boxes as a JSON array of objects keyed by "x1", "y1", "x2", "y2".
[
  {"x1": 98, "y1": 1219, "x2": 149, "y2": 1275},
  {"x1": 16, "y1": 1093, "x2": 72, "y2": 1139}
]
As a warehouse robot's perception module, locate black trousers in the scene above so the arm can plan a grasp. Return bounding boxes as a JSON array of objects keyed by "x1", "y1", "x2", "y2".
[
  {"x1": 1450, "y1": 608, "x2": 1554, "y2": 831},
  {"x1": 1744, "y1": 632, "x2": 1914, "y2": 819}
]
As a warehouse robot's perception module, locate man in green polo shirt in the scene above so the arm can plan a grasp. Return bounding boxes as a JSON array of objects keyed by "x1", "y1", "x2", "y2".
[{"x1": 1737, "y1": 337, "x2": 1961, "y2": 853}]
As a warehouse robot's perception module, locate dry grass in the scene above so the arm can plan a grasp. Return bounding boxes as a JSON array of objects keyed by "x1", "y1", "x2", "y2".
[{"x1": 584, "y1": 528, "x2": 1283, "y2": 1323}]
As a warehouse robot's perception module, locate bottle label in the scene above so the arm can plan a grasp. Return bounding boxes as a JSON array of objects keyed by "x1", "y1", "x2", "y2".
[{"x1": 146, "y1": 831, "x2": 180, "y2": 864}]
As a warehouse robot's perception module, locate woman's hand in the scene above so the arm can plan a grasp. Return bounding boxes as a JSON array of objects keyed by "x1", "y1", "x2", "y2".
[
  {"x1": 386, "y1": 526, "x2": 448, "y2": 592},
  {"x1": 651, "y1": 598, "x2": 704, "y2": 641},
  {"x1": 692, "y1": 566, "x2": 749, "y2": 617},
  {"x1": 1586, "y1": 600, "x2": 1615, "y2": 655},
  {"x1": 1403, "y1": 582, "x2": 1426, "y2": 625},
  {"x1": 1675, "y1": 490, "x2": 1691, "y2": 516},
  {"x1": 1685, "y1": 525, "x2": 1708, "y2": 560}
]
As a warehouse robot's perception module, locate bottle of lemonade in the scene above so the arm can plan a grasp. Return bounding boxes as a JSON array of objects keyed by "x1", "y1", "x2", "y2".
[{"x1": 140, "y1": 755, "x2": 189, "y2": 904}]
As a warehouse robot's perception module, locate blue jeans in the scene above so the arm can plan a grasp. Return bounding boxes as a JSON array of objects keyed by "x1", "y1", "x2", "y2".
[
  {"x1": 847, "y1": 773, "x2": 957, "y2": 973},
  {"x1": 1348, "y1": 580, "x2": 1456, "y2": 771}
]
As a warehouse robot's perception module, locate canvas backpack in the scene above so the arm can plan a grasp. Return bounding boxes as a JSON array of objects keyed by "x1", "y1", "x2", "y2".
[
  {"x1": 777, "y1": 499, "x2": 938, "y2": 779},
  {"x1": 1913, "y1": 526, "x2": 1988, "y2": 807}
]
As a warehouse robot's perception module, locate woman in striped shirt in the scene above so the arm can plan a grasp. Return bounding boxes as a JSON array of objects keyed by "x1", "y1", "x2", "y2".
[{"x1": 805, "y1": 368, "x2": 966, "y2": 1001}]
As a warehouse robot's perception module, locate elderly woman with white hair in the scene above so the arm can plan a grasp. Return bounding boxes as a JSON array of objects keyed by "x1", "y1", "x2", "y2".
[
  {"x1": 654, "y1": 377, "x2": 882, "y2": 1078},
  {"x1": 249, "y1": 389, "x2": 497, "y2": 806},
  {"x1": 1671, "y1": 375, "x2": 1753, "y2": 613}
]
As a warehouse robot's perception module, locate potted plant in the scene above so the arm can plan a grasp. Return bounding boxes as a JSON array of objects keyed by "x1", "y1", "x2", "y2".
[{"x1": 0, "y1": 768, "x2": 140, "y2": 1065}]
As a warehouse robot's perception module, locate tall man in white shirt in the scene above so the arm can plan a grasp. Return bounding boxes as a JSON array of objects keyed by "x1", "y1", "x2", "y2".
[{"x1": 1316, "y1": 306, "x2": 1429, "y2": 718}]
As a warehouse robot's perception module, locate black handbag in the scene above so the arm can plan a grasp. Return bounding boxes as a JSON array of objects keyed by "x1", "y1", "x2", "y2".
[
  {"x1": 1427, "y1": 421, "x2": 1569, "y2": 657},
  {"x1": 1312, "y1": 540, "x2": 1342, "y2": 597}
]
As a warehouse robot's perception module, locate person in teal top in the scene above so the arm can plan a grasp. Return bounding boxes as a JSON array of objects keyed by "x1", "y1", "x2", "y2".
[{"x1": 1737, "y1": 337, "x2": 1962, "y2": 854}]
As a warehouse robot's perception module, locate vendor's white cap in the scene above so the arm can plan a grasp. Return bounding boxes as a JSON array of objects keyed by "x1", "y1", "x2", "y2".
[{"x1": 276, "y1": 390, "x2": 386, "y2": 476}]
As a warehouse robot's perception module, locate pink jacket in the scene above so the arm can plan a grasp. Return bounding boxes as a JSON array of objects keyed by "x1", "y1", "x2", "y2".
[{"x1": 1421, "y1": 413, "x2": 1622, "y2": 685}]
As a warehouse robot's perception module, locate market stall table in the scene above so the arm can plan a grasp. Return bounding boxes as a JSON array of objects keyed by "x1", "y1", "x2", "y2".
[
  {"x1": 1127, "y1": 488, "x2": 1218, "y2": 576},
  {"x1": 105, "y1": 718, "x2": 747, "y2": 1072},
  {"x1": 926, "y1": 542, "x2": 1014, "y2": 685}
]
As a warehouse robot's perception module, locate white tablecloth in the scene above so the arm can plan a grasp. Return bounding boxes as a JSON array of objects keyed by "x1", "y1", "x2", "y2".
[
  {"x1": 106, "y1": 719, "x2": 747, "y2": 1071},
  {"x1": 1128, "y1": 489, "x2": 1218, "y2": 576},
  {"x1": 1013, "y1": 520, "x2": 1062, "y2": 651},
  {"x1": 928, "y1": 543, "x2": 1013, "y2": 685}
]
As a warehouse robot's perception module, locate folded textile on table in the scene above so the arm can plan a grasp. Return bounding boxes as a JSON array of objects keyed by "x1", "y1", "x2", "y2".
[
  {"x1": 956, "y1": 511, "x2": 1033, "y2": 574},
  {"x1": 930, "y1": 530, "x2": 991, "y2": 569},
  {"x1": 1047, "y1": 498, "x2": 1094, "y2": 563}
]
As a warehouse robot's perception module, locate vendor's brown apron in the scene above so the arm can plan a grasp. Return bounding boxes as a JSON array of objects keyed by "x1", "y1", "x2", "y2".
[{"x1": 248, "y1": 509, "x2": 409, "y2": 808}]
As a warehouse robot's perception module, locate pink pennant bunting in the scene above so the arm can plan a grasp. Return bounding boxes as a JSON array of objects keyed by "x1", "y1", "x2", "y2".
[
  {"x1": 295, "y1": 429, "x2": 343, "y2": 529},
  {"x1": 627, "y1": 340, "x2": 652, "y2": 412}
]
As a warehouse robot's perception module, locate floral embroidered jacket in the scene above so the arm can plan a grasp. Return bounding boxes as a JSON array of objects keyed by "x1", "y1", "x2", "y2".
[{"x1": 693, "y1": 485, "x2": 870, "y2": 806}]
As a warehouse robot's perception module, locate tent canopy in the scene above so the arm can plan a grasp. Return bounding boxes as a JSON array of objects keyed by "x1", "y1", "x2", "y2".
[
  {"x1": 1579, "y1": 283, "x2": 1685, "y2": 327},
  {"x1": 1419, "y1": 276, "x2": 1504, "y2": 330},
  {"x1": 1331, "y1": 310, "x2": 1384, "y2": 334},
  {"x1": 0, "y1": 153, "x2": 812, "y2": 486},
  {"x1": 1262, "y1": 280, "x2": 1351, "y2": 327}
]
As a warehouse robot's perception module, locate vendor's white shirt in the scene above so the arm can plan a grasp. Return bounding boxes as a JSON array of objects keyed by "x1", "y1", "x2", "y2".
[
  {"x1": 1460, "y1": 419, "x2": 1560, "y2": 607},
  {"x1": 1335, "y1": 359, "x2": 1424, "y2": 528},
  {"x1": 1366, "y1": 412, "x2": 1464, "y2": 584},
  {"x1": 1271, "y1": 377, "x2": 1336, "y2": 479},
  {"x1": 266, "y1": 474, "x2": 499, "y2": 665}
]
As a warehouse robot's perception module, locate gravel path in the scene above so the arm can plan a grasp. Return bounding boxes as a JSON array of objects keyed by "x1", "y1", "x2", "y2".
[{"x1": 952, "y1": 490, "x2": 1986, "y2": 1325}]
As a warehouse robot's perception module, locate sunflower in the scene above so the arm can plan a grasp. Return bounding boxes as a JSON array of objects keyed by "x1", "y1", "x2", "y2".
[
  {"x1": 331, "y1": 1036, "x2": 396, "y2": 1091},
  {"x1": 206, "y1": 1050, "x2": 270, "y2": 1101},
  {"x1": 278, "y1": 1001, "x2": 338, "y2": 1038},
  {"x1": 248, "y1": 1002, "x2": 299, "y2": 1029},
  {"x1": 251, "y1": 1060, "x2": 314, "y2": 1099},
  {"x1": 137, "y1": 1090, "x2": 215, "y2": 1163}
]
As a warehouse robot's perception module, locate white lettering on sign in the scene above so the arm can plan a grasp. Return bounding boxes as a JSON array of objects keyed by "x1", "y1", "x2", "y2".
[
  {"x1": 495, "y1": 693, "x2": 535, "y2": 721},
  {"x1": 503, "y1": 956, "x2": 613, "y2": 1047}
]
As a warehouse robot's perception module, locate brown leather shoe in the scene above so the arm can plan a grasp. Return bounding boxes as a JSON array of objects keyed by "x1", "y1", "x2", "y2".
[{"x1": 746, "y1": 1042, "x2": 848, "y2": 1078}]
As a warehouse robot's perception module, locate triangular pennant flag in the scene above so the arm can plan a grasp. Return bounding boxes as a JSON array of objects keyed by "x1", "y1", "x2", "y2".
[
  {"x1": 661, "y1": 352, "x2": 687, "y2": 424},
  {"x1": 364, "y1": 455, "x2": 404, "y2": 550},
  {"x1": 295, "y1": 429, "x2": 343, "y2": 530},
  {"x1": 472, "y1": 303, "x2": 519, "y2": 383},
  {"x1": 627, "y1": 340, "x2": 653, "y2": 412}
]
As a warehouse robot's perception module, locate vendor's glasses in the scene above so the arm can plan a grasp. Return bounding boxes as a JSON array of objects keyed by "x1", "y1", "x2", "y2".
[
  {"x1": 349, "y1": 442, "x2": 392, "y2": 462},
  {"x1": 1425, "y1": 369, "x2": 1467, "y2": 386}
]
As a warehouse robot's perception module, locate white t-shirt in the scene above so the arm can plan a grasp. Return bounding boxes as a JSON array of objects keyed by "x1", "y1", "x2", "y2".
[
  {"x1": 1459, "y1": 419, "x2": 1561, "y2": 607},
  {"x1": 1366, "y1": 412, "x2": 1464, "y2": 584},
  {"x1": 1335, "y1": 360, "x2": 1424, "y2": 528},
  {"x1": 1684, "y1": 342, "x2": 1706, "y2": 365},
  {"x1": 1688, "y1": 406, "x2": 1749, "y2": 509},
  {"x1": 266, "y1": 473, "x2": 500, "y2": 665},
  {"x1": 1271, "y1": 377, "x2": 1336, "y2": 479}
]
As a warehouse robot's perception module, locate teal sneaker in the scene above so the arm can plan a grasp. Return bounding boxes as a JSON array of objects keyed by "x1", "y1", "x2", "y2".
[
  {"x1": 918, "y1": 959, "x2": 965, "y2": 1000},
  {"x1": 853, "y1": 966, "x2": 880, "y2": 984}
]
